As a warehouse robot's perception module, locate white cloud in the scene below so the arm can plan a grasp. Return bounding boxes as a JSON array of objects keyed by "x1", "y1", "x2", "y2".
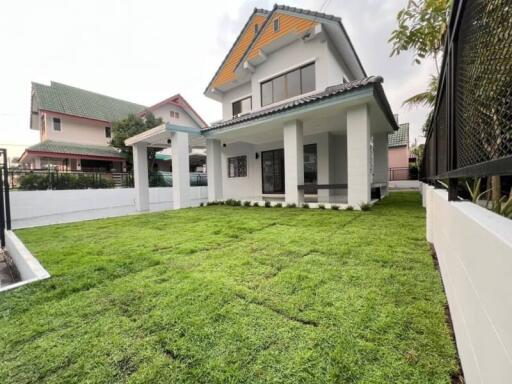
[{"x1": 0, "y1": 0, "x2": 436, "y2": 157}]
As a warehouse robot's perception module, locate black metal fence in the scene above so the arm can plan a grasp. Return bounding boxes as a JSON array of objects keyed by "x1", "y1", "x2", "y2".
[
  {"x1": 0, "y1": 149, "x2": 12, "y2": 247},
  {"x1": 389, "y1": 167, "x2": 419, "y2": 181},
  {"x1": 422, "y1": 0, "x2": 512, "y2": 199},
  {"x1": 7, "y1": 169, "x2": 208, "y2": 190}
]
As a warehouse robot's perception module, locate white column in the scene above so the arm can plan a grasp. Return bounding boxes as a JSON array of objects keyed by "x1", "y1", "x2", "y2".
[
  {"x1": 133, "y1": 142, "x2": 149, "y2": 212},
  {"x1": 373, "y1": 132, "x2": 389, "y2": 195},
  {"x1": 171, "y1": 131, "x2": 190, "y2": 209},
  {"x1": 284, "y1": 119, "x2": 304, "y2": 205},
  {"x1": 317, "y1": 132, "x2": 334, "y2": 203},
  {"x1": 206, "y1": 138, "x2": 223, "y2": 201},
  {"x1": 347, "y1": 104, "x2": 371, "y2": 207}
]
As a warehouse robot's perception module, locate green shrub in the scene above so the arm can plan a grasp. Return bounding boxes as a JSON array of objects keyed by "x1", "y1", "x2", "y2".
[
  {"x1": 264, "y1": 200, "x2": 271, "y2": 208},
  {"x1": 286, "y1": 203, "x2": 296, "y2": 208},
  {"x1": 274, "y1": 202, "x2": 282, "y2": 208},
  {"x1": 18, "y1": 173, "x2": 49, "y2": 190},
  {"x1": 331, "y1": 205, "x2": 340, "y2": 210},
  {"x1": 199, "y1": 202, "x2": 204, "y2": 207},
  {"x1": 318, "y1": 204, "x2": 325, "y2": 209},
  {"x1": 252, "y1": 202, "x2": 260, "y2": 207},
  {"x1": 360, "y1": 203, "x2": 371, "y2": 211},
  {"x1": 225, "y1": 199, "x2": 235, "y2": 206},
  {"x1": 18, "y1": 172, "x2": 114, "y2": 190},
  {"x1": 243, "y1": 201, "x2": 251, "y2": 207},
  {"x1": 346, "y1": 205, "x2": 354, "y2": 211},
  {"x1": 303, "y1": 203, "x2": 309, "y2": 209}
]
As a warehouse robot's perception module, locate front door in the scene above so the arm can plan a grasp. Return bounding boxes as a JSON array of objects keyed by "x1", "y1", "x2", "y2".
[{"x1": 261, "y1": 149, "x2": 285, "y2": 194}]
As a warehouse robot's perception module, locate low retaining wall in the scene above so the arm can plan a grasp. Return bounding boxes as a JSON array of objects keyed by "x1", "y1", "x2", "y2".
[
  {"x1": 0, "y1": 230, "x2": 50, "y2": 292},
  {"x1": 422, "y1": 183, "x2": 512, "y2": 383},
  {"x1": 388, "y1": 180, "x2": 420, "y2": 190},
  {"x1": 10, "y1": 187, "x2": 208, "y2": 228}
]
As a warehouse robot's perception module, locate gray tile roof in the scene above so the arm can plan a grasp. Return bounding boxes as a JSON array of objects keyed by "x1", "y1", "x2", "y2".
[
  {"x1": 388, "y1": 123, "x2": 409, "y2": 147},
  {"x1": 205, "y1": 76, "x2": 398, "y2": 131},
  {"x1": 26, "y1": 140, "x2": 125, "y2": 159},
  {"x1": 32, "y1": 82, "x2": 146, "y2": 122}
]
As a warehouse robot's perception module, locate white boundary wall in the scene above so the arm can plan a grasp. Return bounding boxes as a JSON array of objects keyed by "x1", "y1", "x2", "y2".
[
  {"x1": 388, "y1": 180, "x2": 420, "y2": 190},
  {"x1": 10, "y1": 187, "x2": 208, "y2": 229},
  {"x1": 1, "y1": 230, "x2": 50, "y2": 292},
  {"x1": 422, "y1": 183, "x2": 512, "y2": 384}
]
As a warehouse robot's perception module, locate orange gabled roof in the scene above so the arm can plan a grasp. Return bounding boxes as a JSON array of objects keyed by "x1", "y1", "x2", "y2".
[
  {"x1": 246, "y1": 13, "x2": 316, "y2": 62},
  {"x1": 208, "y1": 10, "x2": 269, "y2": 90}
]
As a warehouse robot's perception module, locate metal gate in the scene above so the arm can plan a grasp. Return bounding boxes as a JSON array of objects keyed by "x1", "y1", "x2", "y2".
[{"x1": 0, "y1": 149, "x2": 11, "y2": 247}]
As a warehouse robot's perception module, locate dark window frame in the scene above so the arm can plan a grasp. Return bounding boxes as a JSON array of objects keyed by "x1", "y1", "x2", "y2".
[
  {"x1": 52, "y1": 117, "x2": 61, "y2": 132},
  {"x1": 105, "y1": 126, "x2": 111, "y2": 138},
  {"x1": 228, "y1": 155, "x2": 247, "y2": 178},
  {"x1": 260, "y1": 62, "x2": 315, "y2": 106},
  {"x1": 232, "y1": 96, "x2": 252, "y2": 116}
]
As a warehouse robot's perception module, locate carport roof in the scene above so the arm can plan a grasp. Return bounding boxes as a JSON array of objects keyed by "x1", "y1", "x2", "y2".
[{"x1": 204, "y1": 76, "x2": 399, "y2": 132}]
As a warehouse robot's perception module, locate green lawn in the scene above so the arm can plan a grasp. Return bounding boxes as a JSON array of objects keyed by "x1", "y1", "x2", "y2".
[{"x1": 0, "y1": 192, "x2": 458, "y2": 383}]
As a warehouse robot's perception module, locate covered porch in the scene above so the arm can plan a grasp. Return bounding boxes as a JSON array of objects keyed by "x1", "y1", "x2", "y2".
[
  {"x1": 204, "y1": 83, "x2": 396, "y2": 208},
  {"x1": 125, "y1": 123, "x2": 206, "y2": 211}
]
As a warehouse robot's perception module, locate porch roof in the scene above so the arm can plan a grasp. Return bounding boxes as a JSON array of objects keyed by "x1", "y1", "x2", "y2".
[{"x1": 204, "y1": 76, "x2": 399, "y2": 133}]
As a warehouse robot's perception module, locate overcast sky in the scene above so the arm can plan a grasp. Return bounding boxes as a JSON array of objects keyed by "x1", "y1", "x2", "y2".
[{"x1": 0, "y1": 0, "x2": 435, "y2": 158}]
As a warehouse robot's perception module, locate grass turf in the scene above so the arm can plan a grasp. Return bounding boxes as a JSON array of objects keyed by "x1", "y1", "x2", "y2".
[{"x1": 0, "y1": 192, "x2": 458, "y2": 383}]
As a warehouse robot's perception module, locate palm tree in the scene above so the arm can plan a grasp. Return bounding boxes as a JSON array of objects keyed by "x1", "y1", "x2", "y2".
[{"x1": 402, "y1": 75, "x2": 438, "y2": 109}]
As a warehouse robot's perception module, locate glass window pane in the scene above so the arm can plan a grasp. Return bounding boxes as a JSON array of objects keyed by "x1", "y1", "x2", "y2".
[
  {"x1": 232, "y1": 100, "x2": 241, "y2": 116},
  {"x1": 301, "y1": 64, "x2": 316, "y2": 93},
  {"x1": 286, "y1": 69, "x2": 301, "y2": 98},
  {"x1": 273, "y1": 75, "x2": 286, "y2": 103},
  {"x1": 241, "y1": 97, "x2": 251, "y2": 113},
  {"x1": 261, "y1": 81, "x2": 273, "y2": 106}
]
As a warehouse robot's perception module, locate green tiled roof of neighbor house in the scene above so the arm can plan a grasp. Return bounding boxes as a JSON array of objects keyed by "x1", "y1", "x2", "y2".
[
  {"x1": 388, "y1": 123, "x2": 409, "y2": 147},
  {"x1": 26, "y1": 140, "x2": 125, "y2": 159},
  {"x1": 32, "y1": 82, "x2": 146, "y2": 122}
]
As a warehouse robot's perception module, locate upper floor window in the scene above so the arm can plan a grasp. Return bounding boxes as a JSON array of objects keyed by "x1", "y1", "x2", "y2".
[
  {"x1": 273, "y1": 18, "x2": 280, "y2": 32},
  {"x1": 52, "y1": 117, "x2": 61, "y2": 132},
  {"x1": 170, "y1": 110, "x2": 180, "y2": 119},
  {"x1": 254, "y1": 24, "x2": 259, "y2": 33},
  {"x1": 105, "y1": 127, "x2": 111, "y2": 138},
  {"x1": 261, "y1": 62, "x2": 316, "y2": 107},
  {"x1": 232, "y1": 96, "x2": 252, "y2": 116}
]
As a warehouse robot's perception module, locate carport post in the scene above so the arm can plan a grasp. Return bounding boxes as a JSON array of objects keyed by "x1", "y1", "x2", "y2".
[
  {"x1": 133, "y1": 142, "x2": 149, "y2": 212},
  {"x1": 171, "y1": 131, "x2": 190, "y2": 209}
]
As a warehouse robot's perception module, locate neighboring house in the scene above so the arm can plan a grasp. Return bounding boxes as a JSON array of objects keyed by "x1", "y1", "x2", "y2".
[
  {"x1": 388, "y1": 122, "x2": 410, "y2": 168},
  {"x1": 19, "y1": 82, "x2": 206, "y2": 172},
  {"x1": 126, "y1": 5, "x2": 399, "y2": 209}
]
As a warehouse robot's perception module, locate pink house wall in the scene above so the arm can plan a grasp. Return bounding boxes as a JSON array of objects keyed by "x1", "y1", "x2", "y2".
[{"x1": 388, "y1": 146, "x2": 410, "y2": 168}]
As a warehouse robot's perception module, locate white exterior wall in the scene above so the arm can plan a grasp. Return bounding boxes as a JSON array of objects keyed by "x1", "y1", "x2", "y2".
[
  {"x1": 220, "y1": 132, "x2": 347, "y2": 200},
  {"x1": 43, "y1": 111, "x2": 111, "y2": 146},
  {"x1": 10, "y1": 187, "x2": 208, "y2": 229},
  {"x1": 424, "y1": 185, "x2": 512, "y2": 384},
  {"x1": 218, "y1": 36, "x2": 350, "y2": 120},
  {"x1": 151, "y1": 104, "x2": 198, "y2": 128}
]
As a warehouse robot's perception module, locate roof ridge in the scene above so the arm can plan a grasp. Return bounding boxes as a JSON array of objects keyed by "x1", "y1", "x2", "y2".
[{"x1": 50, "y1": 81, "x2": 146, "y2": 108}]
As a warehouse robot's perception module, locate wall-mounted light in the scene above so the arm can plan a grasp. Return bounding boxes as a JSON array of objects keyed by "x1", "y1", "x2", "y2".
[
  {"x1": 255, "y1": 152, "x2": 259, "y2": 160},
  {"x1": 222, "y1": 143, "x2": 227, "y2": 148}
]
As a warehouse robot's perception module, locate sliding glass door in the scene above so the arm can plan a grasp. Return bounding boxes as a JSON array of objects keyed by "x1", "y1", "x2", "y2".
[
  {"x1": 261, "y1": 149, "x2": 285, "y2": 194},
  {"x1": 261, "y1": 144, "x2": 318, "y2": 194}
]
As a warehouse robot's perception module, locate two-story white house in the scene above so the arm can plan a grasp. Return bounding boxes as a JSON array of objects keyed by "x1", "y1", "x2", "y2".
[
  {"x1": 126, "y1": 5, "x2": 398, "y2": 209},
  {"x1": 20, "y1": 81, "x2": 206, "y2": 173}
]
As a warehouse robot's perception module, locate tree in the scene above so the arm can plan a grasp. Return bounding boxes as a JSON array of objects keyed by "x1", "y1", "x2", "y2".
[
  {"x1": 389, "y1": 0, "x2": 451, "y2": 113},
  {"x1": 110, "y1": 111, "x2": 163, "y2": 167}
]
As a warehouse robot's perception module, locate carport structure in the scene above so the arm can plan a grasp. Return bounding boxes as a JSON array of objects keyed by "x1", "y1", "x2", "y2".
[{"x1": 125, "y1": 123, "x2": 205, "y2": 211}]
